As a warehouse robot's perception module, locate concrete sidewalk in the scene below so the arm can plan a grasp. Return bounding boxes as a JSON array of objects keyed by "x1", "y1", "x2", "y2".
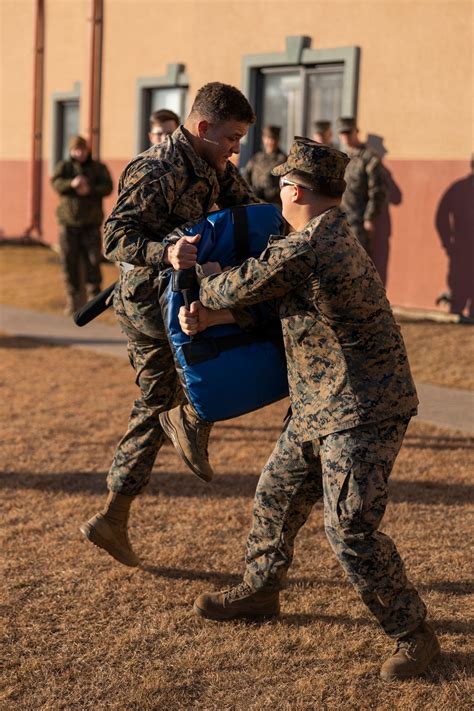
[
  {"x1": 1, "y1": 304, "x2": 127, "y2": 359},
  {"x1": 2, "y1": 304, "x2": 473, "y2": 434}
]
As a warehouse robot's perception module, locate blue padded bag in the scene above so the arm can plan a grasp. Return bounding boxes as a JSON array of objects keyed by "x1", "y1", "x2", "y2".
[{"x1": 160, "y1": 203, "x2": 289, "y2": 422}]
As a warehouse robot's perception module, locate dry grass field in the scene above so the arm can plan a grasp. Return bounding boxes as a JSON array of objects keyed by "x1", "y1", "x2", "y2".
[
  {"x1": 1, "y1": 336, "x2": 473, "y2": 710},
  {"x1": 1, "y1": 244, "x2": 473, "y2": 708}
]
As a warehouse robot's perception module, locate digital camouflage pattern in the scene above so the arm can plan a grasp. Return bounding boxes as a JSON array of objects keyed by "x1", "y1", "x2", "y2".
[
  {"x1": 271, "y1": 137, "x2": 349, "y2": 180},
  {"x1": 104, "y1": 126, "x2": 258, "y2": 337},
  {"x1": 199, "y1": 188, "x2": 426, "y2": 640},
  {"x1": 341, "y1": 143, "x2": 387, "y2": 250},
  {"x1": 106, "y1": 293, "x2": 183, "y2": 495},
  {"x1": 243, "y1": 149, "x2": 287, "y2": 204},
  {"x1": 104, "y1": 126, "x2": 258, "y2": 495},
  {"x1": 51, "y1": 156, "x2": 113, "y2": 226},
  {"x1": 200, "y1": 207, "x2": 418, "y2": 442},
  {"x1": 242, "y1": 415, "x2": 427, "y2": 639}
]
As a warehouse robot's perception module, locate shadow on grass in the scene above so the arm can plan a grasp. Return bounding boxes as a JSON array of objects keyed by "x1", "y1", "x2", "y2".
[
  {"x1": 142, "y1": 565, "x2": 241, "y2": 587},
  {"x1": 0, "y1": 335, "x2": 61, "y2": 349},
  {"x1": 388, "y1": 479, "x2": 474, "y2": 505},
  {"x1": 425, "y1": 652, "x2": 474, "y2": 683},
  {"x1": 1, "y1": 469, "x2": 473, "y2": 507},
  {"x1": 404, "y1": 433, "x2": 474, "y2": 450}
]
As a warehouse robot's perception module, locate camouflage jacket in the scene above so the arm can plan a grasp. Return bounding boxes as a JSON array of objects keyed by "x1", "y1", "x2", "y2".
[
  {"x1": 51, "y1": 156, "x2": 113, "y2": 227},
  {"x1": 243, "y1": 150, "x2": 287, "y2": 204},
  {"x1": 103, "y1": 126, "x2": 258, "y2": 337},
  {"x1": 199, "y1": 207, "x2": 418, "y2": 440},
  {"x1": 341, "y1": 144, "x2": 387, "y2": 226}
]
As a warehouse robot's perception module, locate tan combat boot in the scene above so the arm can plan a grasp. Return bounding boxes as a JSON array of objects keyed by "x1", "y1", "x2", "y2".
[
  {"x1": 159, "y1": 404, "x2": 214, "y2": 482},
  {"x1": 380, "y1": 621, "x2": 440, "y2": 681},
  {"x1": 194, "y1": 582, "x2": 280, "y2": 621},
  {"x1": 80, "y1": 492, "x2": 140, "y2": 567}
]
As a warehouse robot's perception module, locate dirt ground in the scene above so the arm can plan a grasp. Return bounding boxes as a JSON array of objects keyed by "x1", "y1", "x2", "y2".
[
  {"x1": 1, "y1": 245, "x2": 473, "y2": 389},
  {"x1": 1, "y1": 336, "x2": 473, "y2": 710}
]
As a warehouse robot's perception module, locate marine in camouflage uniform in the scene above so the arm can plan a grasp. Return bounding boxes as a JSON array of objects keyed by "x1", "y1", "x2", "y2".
[
  {"x1": 312, "y1": 119, "x2": 336, "y2": 148},
  {"x1": 80, "y1": 83, "x2": 259, "y2": 569},
  {"x1": 103, "y1": 126, "x2": 257, "y2": 495},
  {"x1": 51, "y1": 135, "x2": 113, "y2": 313},
  {"x1": 191, "y1": 138, "x2": 439, "y2": 680},
  {"x1": 337, "y1": 117, "x2": 387, "y2": 255},
  {"x1": 243, "y1": 126, "x2": 287, "y2": 205}
]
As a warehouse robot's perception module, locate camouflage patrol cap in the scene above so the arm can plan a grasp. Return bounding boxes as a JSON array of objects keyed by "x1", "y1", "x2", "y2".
[
  {"x1": 337, "y1": 117, "x2": 357, "y2": 133},
  {"x1": 271, "y1": 136, "x2": 349, "y2": 180},
  {"x1": 314, "y1": 120, "x2": 331, "y2": 133}
]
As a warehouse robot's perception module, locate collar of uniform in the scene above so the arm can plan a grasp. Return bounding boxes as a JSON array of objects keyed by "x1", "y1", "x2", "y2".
[
  {"x1": 301, "y1": 206, "x2": 344, "y2": 235},
  {"x1": 173, "y1": 126, "x2": 218, "y2": 181}
]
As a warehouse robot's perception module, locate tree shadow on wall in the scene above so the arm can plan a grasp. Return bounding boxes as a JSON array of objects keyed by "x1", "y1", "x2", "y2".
[
  {"x1": 435, "y1": 158, "x2": 474, "y2": 318},
  {"x1": 366, "y1": 134, "x2": 402, "y2": 287}
]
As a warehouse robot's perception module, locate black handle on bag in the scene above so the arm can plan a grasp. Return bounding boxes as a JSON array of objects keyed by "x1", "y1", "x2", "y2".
[
  {"x1": 172, "y1": 268, "x2": 198, "y2": 309},
  {"x1": 172, "y1": 268, "x2": 198, "y2": 337}
]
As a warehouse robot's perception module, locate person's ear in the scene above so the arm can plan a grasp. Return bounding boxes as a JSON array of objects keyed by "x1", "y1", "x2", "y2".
[
  {"x1": 197, "y1": 120, "x2": 210, "y2": 139},
  {"x1": 293, "y1": 185, "x2": 304, "y2": 203}
]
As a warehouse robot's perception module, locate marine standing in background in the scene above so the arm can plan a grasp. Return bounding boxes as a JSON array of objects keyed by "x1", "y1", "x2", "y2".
[
  {"x1": 337, "y1": 117, "x2": 387, "y2": 256},
  {"x1": 79, "y1": 83, "x2": 259, "y2": 569},
  {"x1": 243, "y1": 125, "x2": 287, "y2": 205},
  {"x1": 179, "y1": 138, "x2": 440, "y2": 683},
  {"x1": 148, "y1": 109, "x2": 180, "y2": 145},
  {"x1": 312, "y1": 120, "x2": 335, "y2": 147},
  {"x1": 51, "y1": 135, "x2": 113, "y2": 314}
]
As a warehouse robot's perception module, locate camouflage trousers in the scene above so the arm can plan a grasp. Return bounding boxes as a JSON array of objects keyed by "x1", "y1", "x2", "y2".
[
  {"x1": 243, "y1": 416, "x2": 427, "y2": 639},
  {"x1": 59, "y1": 225, "x2": 102, "y2": 299},
  {"x1": 107, "y1": 290, "x2": 186, "y2": 496}
]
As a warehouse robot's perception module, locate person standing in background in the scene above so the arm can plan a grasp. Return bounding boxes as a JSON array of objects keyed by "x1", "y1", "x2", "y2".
[
  {"x1": 243, "y1": 126, "x2": 287, "y2": 205},
  {"x1": 149, "y1": 109, "x2": 180, "y2": 145},
  {"x1": 51, "y1": 135, "x2": 113, "y2": 314},
  {"x1": 337, "y1": 117, "x2": 387, "y2": 256},
  {"x1": 312, "y1": 120, "x2": 335, "y2": 146}
]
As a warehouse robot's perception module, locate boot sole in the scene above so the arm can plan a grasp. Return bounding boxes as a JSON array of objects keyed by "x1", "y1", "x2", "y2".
[
  {"x1": 160, "y1": 413, "x2": 213, "y2": 483},
  {"x1": 193, "y1": 600, "x2": 280, "y2": 622},
  {"x1": 80, "y1": 522, "x2": 140, "y2": 568}
]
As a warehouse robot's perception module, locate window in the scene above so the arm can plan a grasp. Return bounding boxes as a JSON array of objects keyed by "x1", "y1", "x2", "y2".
[
  {"x1": 258, "y1": 64, "x2": 343, "y2": 153},
  {"x1": 136, "y1": 64, "x2": 189, "y2": 154},
  {"x1": 139, "y1": 85, "x2": 187, "y2": 151},
  {"x1": 57, "y1": 100, "x2": 80, "y2": 160},
  {"x1": 241, "y1": 37, "x2": 359, "y2": 163},
  {"x1": 149, "y1": 87, "x2": 187, "y2": 120},
  {"x1": 50, "y1": 82, "x2": 81, "y2": 171}
]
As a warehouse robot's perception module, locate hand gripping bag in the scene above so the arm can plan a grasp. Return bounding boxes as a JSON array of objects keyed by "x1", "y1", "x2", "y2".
[{"x1": 159, "y1": 203, "x2": 289, "y2": 422}]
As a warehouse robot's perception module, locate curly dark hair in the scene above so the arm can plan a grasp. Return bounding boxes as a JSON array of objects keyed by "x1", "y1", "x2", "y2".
[{"x1": 190, "y1": 82, "x2": 256, "y2": 124}]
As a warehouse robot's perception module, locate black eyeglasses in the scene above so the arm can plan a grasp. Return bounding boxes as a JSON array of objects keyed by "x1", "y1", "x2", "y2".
[{"x1": 279, "y1": 177, "x2": 314, "y2": 191}]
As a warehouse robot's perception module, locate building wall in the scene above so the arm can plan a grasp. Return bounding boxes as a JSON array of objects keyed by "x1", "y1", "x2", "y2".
[{"x1": 1, "y1": 0, "x2": 472, "y2": 312}]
